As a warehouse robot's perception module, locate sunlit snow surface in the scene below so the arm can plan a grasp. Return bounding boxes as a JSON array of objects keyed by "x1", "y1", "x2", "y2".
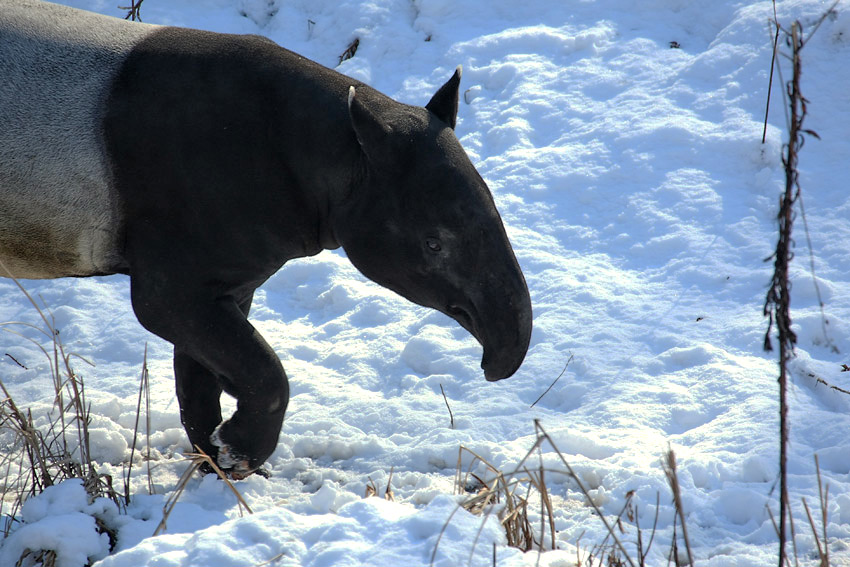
[{"x1": 2, "y1": 0, "x2": 850, "y2": 565}]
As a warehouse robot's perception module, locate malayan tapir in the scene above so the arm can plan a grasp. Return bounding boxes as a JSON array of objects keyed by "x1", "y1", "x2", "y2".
[{"x1": 0, "y1": 0, "x2": 532, "y2": 478}]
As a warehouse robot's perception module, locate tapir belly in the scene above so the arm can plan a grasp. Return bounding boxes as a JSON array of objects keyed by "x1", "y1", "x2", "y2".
[{"x1": 0, "y1": 0, "x2": 157, "y2": 278}]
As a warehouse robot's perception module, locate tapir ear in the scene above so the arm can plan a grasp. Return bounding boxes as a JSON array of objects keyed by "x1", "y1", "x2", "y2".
[
  {"x1": 348, "y1": 86, "x2": 391, "y2": 157},
  {"x1": 425, "y1": 65, "x2": 462, "y2": 129}
]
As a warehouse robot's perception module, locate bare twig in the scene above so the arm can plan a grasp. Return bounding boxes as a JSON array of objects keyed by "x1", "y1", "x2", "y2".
[
  {"x1": 762, "y1": 0, "x2": 780, "y2": 144},
  {"x1": 338, "y1": 38, "x2": 360, "y2": 65},
  {"x1": 667, "y1": 521, "x2": 679, "y2": 567},
  {"x1": 800, "y1": 1, "x2": 841, "y2": 45},
  {"x1": 802, "y1": 498, "x2": 826, "y2": 566},
  {"x1": 807, "y1": 372, "x2": 850, "y2": 396},
  {"x1": 524, "y1": 465, "x2": 556, "y2": 553},
  {"x1": 440, "y1": 384, "x2": 454, "y2": 429},
  {"x1": 144, "y1": 350, "x2": 153, "y2": 494},
  {"x1": 531, "y1": 354, "x2": 573, "y2": 408},
  {"x1": 153, "y1": 458, "x2": 201, "y2": 536},
  {"x1": 766, "y1": 490, "x2": 800, "y2": 567},
  {"x1": 253, "y1": 552, "x2": 286, "y2": 566},
  {"x1": 635, "y1": 492, "x2": 661, "y2": 567},
  {"x1": 120, "y1": 0, "x2": 144, "y2": 21},
  {"x1": 429, "y1": 505, "x2": 463, "y2": 566},
  {"x1": 126, "y1": 345, "x2": 153, "y2": 505},
  {"x1": 4, "y1": 353, "x2": 28, "y2": 369},
  {"x1": 786, "y1": 489, "x2": 800, "y2": 567},
  {"x1": 443, "y1": 443, "x2": 546, "y2": 563},
  {"x1": 811, "y1": 455, "x2": 830, "y2": 566}
]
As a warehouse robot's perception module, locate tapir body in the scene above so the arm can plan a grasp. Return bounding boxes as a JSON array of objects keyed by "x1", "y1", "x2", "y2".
[{"x1": 0, "y1": 0, "x2": 532, "y2": 477}]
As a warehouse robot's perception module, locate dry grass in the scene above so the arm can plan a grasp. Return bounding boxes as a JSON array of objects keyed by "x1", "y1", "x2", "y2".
[
  {"x1": 662, "y1": 449, "x2": 693, "y2": 567},
  {"x1": 0, "y1": 269, "x2": 126, "y2": 564},
  {"x1": 365, "y1": 467, "x2": 395, "y2": 501},
  {"x1": 0, "y1": 272, "x2": 256, "y2": 564},
  {"x1": 767, "y1": 455, "x2": 834, "y2": 567},
  {"x1": 428, "y1": 422, "x2": 709, "y2": 567},
  {"x1": 430, "y1": 421, "x2": 642, "y2": 567},
  {"x1": 125, "y1": 345, "x2": 153, "y2": 504},
  {"x1": 14, "y1": 547, "x2": 58, "y2": 567},
  {"x1": 439, "y1": 422, "x2": 839, "y2": 567},
  {"x1": 453, "y1": 446, "x2": 539, "y2": 552},
  {"x1": 802, "y1": 455, "x2": 830, "y2": 567},
  {"x1": 153, "y1": 447, "x2": 253, "y2": 536},
  {"x1": 0, "y1": 279, "x2": 121, "y2": 535}
]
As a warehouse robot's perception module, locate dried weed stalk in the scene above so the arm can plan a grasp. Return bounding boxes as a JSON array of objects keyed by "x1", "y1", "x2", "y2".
[
  {"x1": 763, "y1": 4, "x2": 839, "y2": 561},
  {"x1": 338, "y1": 38, "x2": 359, "y2": 65},
  {"x1": 0, "y1": 268, "x2": 121, "y2": 542},
  {"x1": 120, "y1": 0, "x2": 144, "y2": 21},
  {"x1": 801, "y1": 455, "x2": 829, "y2": 567},
  {"x1": 662, "y1": 450, "x2": 693, "y2": 567},
  {"x1": 125, "y1": 346, "x2": 154, "y2": 504},
  {"x1": 431, "y1": 421, "x2": 643, "y2": 567},
  {"x1": 364, "y1": 466, "x2": 395, "y2": 501},
  {"x1": 153, "y1": 447, "x2": 252, "y2": 537}
]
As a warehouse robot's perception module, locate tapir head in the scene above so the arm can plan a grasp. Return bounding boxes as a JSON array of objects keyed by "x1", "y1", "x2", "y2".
[{"x1": 335, "y1": 68, "x2": 532, "y2": 381}]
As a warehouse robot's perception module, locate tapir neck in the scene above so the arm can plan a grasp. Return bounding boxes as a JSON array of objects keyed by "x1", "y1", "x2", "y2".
[{"x1": 258, "y1": 45, "x2": 371, "y2": 253}]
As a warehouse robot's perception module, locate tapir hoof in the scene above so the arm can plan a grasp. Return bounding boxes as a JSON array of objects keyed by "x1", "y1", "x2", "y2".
[
  {"x1": 210, "y1": 423, "x2": 270, "y2": 480},
  {"x1": 197, "y1": 459, "x2": 270, "y2": 480}
]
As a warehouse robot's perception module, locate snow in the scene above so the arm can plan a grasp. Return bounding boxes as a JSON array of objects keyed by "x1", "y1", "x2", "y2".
[
  {"x1": 2, "y1": 0, "x2": 850, "y2": 565},
  {"x1": 0, "y1": 480, "x2": 118, "y2": 567}
]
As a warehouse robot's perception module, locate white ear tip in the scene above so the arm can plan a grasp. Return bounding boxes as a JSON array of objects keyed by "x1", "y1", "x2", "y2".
[
  {"x1": 348, "y1": 86, "x2": 356, "y2": 108},
  {"x1": 455, "y1": 65, "x2": 462, "y2": 79}
]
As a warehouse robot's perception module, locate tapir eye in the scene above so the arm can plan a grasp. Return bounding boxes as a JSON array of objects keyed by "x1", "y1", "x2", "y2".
[{"x1": 425, "y1": 238, "x2": 442, "y2": 253}]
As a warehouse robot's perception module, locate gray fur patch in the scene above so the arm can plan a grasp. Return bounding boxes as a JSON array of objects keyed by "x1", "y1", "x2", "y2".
[{"x1": 0, "y1": 0, "x2": 157, "y2": 278}]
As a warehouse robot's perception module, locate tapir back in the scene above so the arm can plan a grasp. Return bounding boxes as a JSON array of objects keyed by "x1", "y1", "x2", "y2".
[{"x1": 0, "y1": 0, "x2": 155, "y2": 278}]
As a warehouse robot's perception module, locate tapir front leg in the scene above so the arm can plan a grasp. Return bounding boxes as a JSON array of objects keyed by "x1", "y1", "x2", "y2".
[
  {"x1": 173, "y1": 292, "x2": 252, "y2": 460},
  {"x1": 174, "y1": 350, "x2": 223, "y2": 457},
  {"x1": 128, "y1": 247, "x2": 288, "y2": 477}
]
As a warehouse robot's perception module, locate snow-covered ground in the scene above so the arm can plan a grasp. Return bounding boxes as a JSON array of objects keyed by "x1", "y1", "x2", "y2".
[{"x1": 2, "y1": 0, "x2": 850, "y2": 565}]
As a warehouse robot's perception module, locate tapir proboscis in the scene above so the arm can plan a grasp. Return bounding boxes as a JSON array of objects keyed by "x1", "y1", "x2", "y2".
[{"x1": 0, "y1": 0, "x2": 532, "y2": 478}]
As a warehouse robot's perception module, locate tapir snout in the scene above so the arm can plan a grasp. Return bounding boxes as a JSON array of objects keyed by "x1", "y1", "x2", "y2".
[
  {"x1": 479, "y1": 287, "x2": 533, "y2": 381},
  {"x1": 443, "y1": 233, "x2": 532, "y2": 381}
]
